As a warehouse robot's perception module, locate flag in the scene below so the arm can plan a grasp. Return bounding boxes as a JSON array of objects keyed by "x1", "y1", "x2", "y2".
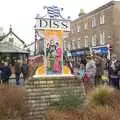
[{"x1": 47, "y1": 6, "x2": 61, "y2": 18}]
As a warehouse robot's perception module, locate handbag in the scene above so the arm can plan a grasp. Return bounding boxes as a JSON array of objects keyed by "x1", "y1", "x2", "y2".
[
  {"x1": 83, "y1": 73, "x2": 89, "y2": 82},
  {"x1": 101, "y1": 71, "x2": 108, "y2": 81}
]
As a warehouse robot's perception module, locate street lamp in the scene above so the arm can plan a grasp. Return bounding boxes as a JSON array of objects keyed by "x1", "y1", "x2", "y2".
[{"x1": 34, "y1": 25, "x2": 37, "y2": 56}]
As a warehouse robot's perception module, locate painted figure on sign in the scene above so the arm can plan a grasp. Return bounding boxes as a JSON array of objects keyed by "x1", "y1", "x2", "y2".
[
  {"x1": 46, "y1": 43, "x2": 50, "y2": 69},
  {"x1": 47, "y1": 39, "x2": 56, "y2": 72},
  {"x1": 53, "y1": 42, "x2": 62, "y2": 73}
]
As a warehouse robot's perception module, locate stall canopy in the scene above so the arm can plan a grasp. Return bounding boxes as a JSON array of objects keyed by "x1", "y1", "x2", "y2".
[{"x1": 0, "y1": 42, "x2": 29, "y2": 54}]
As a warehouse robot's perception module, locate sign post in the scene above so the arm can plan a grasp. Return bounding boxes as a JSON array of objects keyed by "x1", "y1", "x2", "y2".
[{"x1": 35, "y1": 6, "x2": 70, "y2": 75}]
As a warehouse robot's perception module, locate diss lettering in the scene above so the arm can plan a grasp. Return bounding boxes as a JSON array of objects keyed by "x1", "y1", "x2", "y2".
[{"x1": 39, "y1": 19, "x2": 69, "y2": 29}]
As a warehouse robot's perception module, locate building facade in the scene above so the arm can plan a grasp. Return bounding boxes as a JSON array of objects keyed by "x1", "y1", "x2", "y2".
[{"x1": 64, "y1": 1, "x2": 120, "y2": 57}]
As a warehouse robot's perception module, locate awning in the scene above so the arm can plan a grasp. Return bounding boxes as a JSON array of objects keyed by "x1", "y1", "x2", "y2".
[{"x1": 0, "y1": 42, "x2": 29, "y2": 54}]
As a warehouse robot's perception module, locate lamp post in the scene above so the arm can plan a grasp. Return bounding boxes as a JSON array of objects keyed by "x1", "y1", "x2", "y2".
[
  {"x1": 34, "y1": 25, "x2": 37, "y2": 56},
  {"x1": 106, "y1": 35, "x2": 112, "y2": 59}
]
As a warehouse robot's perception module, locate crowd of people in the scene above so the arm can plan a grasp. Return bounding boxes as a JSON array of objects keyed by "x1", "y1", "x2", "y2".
[
  {"x1": 1, "y1": 53, "x2": 120, "y2": 89},
  {"x1": 65, "y1": 53, "x2": 120, "y2": 89},
  {"x1": 0, "y1": 59, "x2": 29, "y2": 85}
]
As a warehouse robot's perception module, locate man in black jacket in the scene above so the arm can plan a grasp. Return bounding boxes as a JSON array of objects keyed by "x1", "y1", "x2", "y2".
[
  {"x1": 108, "y1": 55, "x2": 120, "y2": 89},
  {"x1": 2, "y1": 62, "x2": 11, "y2": 84},
  {"x1": 15, "y1": 60, "x2": 21, "y2": 85}
]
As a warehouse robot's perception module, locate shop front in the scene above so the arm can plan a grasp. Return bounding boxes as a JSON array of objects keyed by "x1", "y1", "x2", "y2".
[{"x1": 71, "y1": 47, "x2": 90, "y2": 57}]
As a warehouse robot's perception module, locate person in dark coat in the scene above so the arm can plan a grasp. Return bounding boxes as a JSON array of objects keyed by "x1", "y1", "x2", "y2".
[
  {"x1": 94, "y1": 54, "x2": 104, "y2": 85},
  {"x1": 0, "y1": 61, "x2": 4, "y2": 83},
  {"x1": 2, "y1": 62, "x2": 11, "y2": 84},
  {"x1": 21, "y1": 60, "x2": 29, "y2": 82},
  {"x1": 15, "y1": 60, "x2": 21, "y2": 85},
  {"x1": 81, "y1": 56, "x2": 87, "y2": 66},
  {"x1": 108, "y1": 55, "x2": 120, "y2": 89}
]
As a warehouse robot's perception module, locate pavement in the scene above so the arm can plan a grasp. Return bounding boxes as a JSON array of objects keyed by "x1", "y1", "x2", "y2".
[{"x1": 9, "y1": 77, "x2": 25, "y2": 86}]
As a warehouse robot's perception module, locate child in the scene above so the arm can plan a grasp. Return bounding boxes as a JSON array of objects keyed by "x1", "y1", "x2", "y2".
[{"x1": 79, "y1": 63, "x2": 85, "y2": 80}]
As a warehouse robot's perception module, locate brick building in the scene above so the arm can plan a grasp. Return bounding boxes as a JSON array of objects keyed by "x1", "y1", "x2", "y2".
[{"x1": 64, "y1": 1, "x2": 120, "y2": 57}]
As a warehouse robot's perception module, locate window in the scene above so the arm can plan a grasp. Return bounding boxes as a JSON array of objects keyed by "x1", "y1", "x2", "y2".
[
  {"x1": 92, "y1": 34, "x2": 96, "y2": 46},
  {"x1": 75, "y1": 24, "x2": 78, "y2": 32},
  {"x1": 68, "y1": 42, "x2": 71, "y2": 50},
  {"x1": 100, "y1": 14, "x2": 105, "y2": 24},
  {"x1": 92, "y1": 16, "x2": 96, "y2": 28},
  {"x1": 73, "y1": 28, "x2": 76, "y2": 33},
  {"x1": 75, "y1": 42, "x2": 78, "y2": 49},
  {"x1": 70, "y1": 41, "x2": 73, "y2": 49},
  {"x1": 63, "y1": 41, "x2": 67, "y2": 50},
  {"x1": 100, "y1": 32, "x2": 105, "y2": 45},
  {"x1": 84, "y1": 36, "x2": 88, "y2": 47},
  {"x1": 77, "y1": 26, "x2": 81, "y2": 32},
  {"x1": 72, "y1": 40, "x2": 75, "y2": 49},
  {"x1": 84, "y1": 23, "x2": 88, "y2": 30},
  {"x1": 78, "y1": 37, "x2": 81, "y2": 48},
  {"x1": 72, "y1": 27, "x2": 76, "y2": 33},
  {"x1": 71, "y1": 30, "x2": 74, "y2": 34}
]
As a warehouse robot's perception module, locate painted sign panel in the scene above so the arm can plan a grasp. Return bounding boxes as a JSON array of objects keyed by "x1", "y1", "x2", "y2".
[
  {"x1": 36, "y1": 18, "x2": 70, "y2": 31},
  {"x1": 44, "y1": 30, "x2": 63, "y2": 74}
]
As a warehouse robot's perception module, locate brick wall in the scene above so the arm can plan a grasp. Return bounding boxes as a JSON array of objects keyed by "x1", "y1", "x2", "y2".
[{"x1": 25, "y1": 76, "x2": 85, "y2": 120}]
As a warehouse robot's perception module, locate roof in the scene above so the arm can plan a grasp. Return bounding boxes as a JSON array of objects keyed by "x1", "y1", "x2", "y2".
[
  {"x1": 0, "y1": 42, "x2": 29, "y2": 54},
  {"x1": 0, "y1": 26, "x2": 27, "y2": 47},
  {"x1": 72, "y1": 1, "x2": 120, "y2": 23}
]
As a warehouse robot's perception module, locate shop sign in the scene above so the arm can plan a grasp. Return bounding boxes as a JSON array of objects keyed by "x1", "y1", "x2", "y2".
[
  {"x1": 71, "y1": 50, "x2": 85, "y2": 56},
  {"x1": 92, "y1": 47, "x2": 108, "y2": 54},
  {"x1": 35, "y1": 18, "x2": 70, "y2": 31}
]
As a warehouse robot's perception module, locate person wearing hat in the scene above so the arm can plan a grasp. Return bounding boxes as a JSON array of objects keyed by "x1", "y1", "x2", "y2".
[
  {"x1": 85, "y1": 55, "x2": 96, "y2": 85},
  {"x1": 108, "y1": 54, "x2": 120, "y2": 89},
  {"x1": 94, "y1": 54, "x2": 104, "y2": 85}
]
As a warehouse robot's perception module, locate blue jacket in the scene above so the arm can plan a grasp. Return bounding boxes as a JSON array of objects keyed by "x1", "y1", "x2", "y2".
[
  {"x1": 21, "y1": 64, "x2": 28, "y2": 74},
  {"x1": 0, "y1": 65, "x2": 4, "y2": 79},
  {"x1": 2, "y1": 66, "x2": 11, "y2": 79}
]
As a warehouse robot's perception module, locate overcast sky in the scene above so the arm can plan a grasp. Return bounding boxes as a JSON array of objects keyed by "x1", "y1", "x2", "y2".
[{"x1": 0, "y1": 0, "x2": 111, "y2": 44}]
